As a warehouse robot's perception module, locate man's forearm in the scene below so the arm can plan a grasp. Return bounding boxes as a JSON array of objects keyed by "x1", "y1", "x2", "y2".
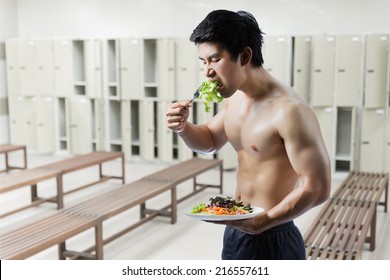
[{"x1": 176, "y1": 121, "x2": 217, "y2": 154}]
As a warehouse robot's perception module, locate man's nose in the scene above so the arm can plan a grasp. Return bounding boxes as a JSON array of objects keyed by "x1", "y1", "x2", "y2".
[{"x1": 203, "y1": 65, "x2": 215, "y2": 77}]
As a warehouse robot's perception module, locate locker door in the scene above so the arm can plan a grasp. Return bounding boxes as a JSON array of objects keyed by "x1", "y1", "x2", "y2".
[
  {"x1": 140, "y1": 100, "x2": 155, "y2": 161},
  {"x1": 35, "y1": 39, "x2": 54, "y2": 96},
  {"x1": 36, "y1": 97, "x2": 55, "y2": 153},
  {"x1": 121, "y1": 100, "x2": 132, "y2": 160},
  {"x1": 176, "y1": 38, "x2": 199, "y2": 101},
  {"x1": 8, "y1": 97, "x2": 27, "y2": 145},
  {"x1": 360, "y1": 109, "x2": 386, "y2": 172},
  {"x1": 18, "y1": 39, "x2": 37, "y2": 97},
  {"x1": 157, "y1": 39, "x2": 176, "y2": 100},
  {"x1": 24, "y1": 98, "x2": 37, "y2": 150},
  {"x1": 53, "y1": 39, "x2": 73, "y2": 97},
  {"x1": 93, "y1": 99, "x2": 105, "y2": 151},
  {"x1": 5, "y1": 40, "x2": 20, "y2": 96},
  {"x1": 310, "y1": 35, "x2": 335, "y2": 107},
  {"x1": 364, "y1": 34, "x2": 389, "y2": 108},
  {"x1": 120, "y1": 38, "x2": 142, "y2": 100},
  {"x1": 293, "y1": 36, "x2": 311, "y2": 102},
  {"x1": 69, "y1": 97, "x2": 92, "y2": 155},
  {"x1": 263, "y1": 36, "x2": 292, "y2": 85},
  {"x1": 385, "y1": 112, "x2": 390, "y2": 173},
  {"x1": 157, "y1": 101, "x2": 173, "y2": 162},
  {"x1": 313, "y1": 107, "x2": 334, "y2": 169},
  {"x1": 335, "y1": 35, "x2": 363, "y2": 107},
  {"x1": 85, "y1": 40, "x2": 103, "y2": 98}
]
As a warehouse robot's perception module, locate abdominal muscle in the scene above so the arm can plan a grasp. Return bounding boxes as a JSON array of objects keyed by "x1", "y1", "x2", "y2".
[{"x1": 235, "y1": 150, "x2": 299, "y2": 211}]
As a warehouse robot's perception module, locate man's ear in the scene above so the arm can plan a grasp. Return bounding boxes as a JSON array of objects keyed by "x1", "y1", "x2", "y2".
[{"x1": 240, "y1": 47, "x2": 252, "y2": 66}]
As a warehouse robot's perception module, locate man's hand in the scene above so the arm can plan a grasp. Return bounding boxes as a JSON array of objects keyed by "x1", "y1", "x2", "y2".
[{"x1": 166, "y1": 100, "x2": 192, "y2": 133}]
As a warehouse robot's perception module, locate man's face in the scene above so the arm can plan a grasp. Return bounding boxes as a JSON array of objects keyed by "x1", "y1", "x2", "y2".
[{"x1": 197, "y1": 42, "x2": 243, "y2": 99}]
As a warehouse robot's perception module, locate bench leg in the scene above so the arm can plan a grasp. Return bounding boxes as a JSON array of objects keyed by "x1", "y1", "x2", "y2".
[
  {"x1": 22, "y1": 146, "x2": 27, "y2": 169},
  {"x1": 99, "y1": 163, "x2": 103, "y2": 179},
  {"x1": 140, "y1": 203, "x2": 146, "y2": 219},
  {"x1": 95, "y1": 222, "x2": 104, "y2": 260},
  {"x1": 31, "y1": 184, "x2": 38, "y2": 202},
  {"x1": 58, "y1": 242, "x2": 66, "y2": 260},
  {"x1": 4, "y1": 152, "x2": 9, "y2": 172},
  {"x1": 369, "y1": 209, "x2": 376, "y2": 251},
  {"x1": 56, "y1": 175, "x2": 64, "y2": 209},
  {"x1": 171, "y1": 187, "x2": 177, "y2": 224}
]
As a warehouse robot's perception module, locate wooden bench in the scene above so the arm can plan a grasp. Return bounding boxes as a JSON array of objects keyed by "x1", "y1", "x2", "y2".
[
  {"x1": 0, "y1": 144, "x2": 27, "y2": 173},
  {"x1": 0, "y1": 151, "x2": 125, "y2": 218},
  {"x1": 304, "y1": 171, "x2": 389, "y2": 260},
  {"x1": 0, "y1": 158, "x2": 223, "y2": 260}
]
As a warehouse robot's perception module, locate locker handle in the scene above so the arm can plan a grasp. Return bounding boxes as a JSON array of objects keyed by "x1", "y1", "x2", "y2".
[
  {"x1": 367, "y1": 69, "x2": 375, "y2": 73},
  {"x1": 362, "y1": 141, "x2": 370, "y2": 145},
  {"x1": 95, "y1": 67, "x2": 101, "y2": 71},
  {"x1": 121, "y1": 67, "x2": 128, "y2": 71},
  {"x1": 296, "y1": 69, "x2": 302, "y2": 73},
  {"x1": 70, "y1": 124, "x2": 77, "y2": 128},
  {"x1": 181, "y1": 67, "x2": 187, "y2": 71},
  {"x1": 314, "y1": 69, "x2": 321, "y2": 73},
  {"x1": 38, "y1": 66, "x2": 44, "y2": 70},
  {"x1": 168, "y1": 67, "x2": 174, "y2": 71},
  {"x1": 338, "y1": 69, "x2": 346, "y2": 73},
  {"x1": 37, "y1": 123, "x2": 44, "y2": 127},
  {"x1": 55, "y1": 66, "x2": 60, "y2": 70}
]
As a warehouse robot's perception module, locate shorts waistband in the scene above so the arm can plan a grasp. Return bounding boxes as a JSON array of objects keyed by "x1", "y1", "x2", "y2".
[{"x1": 264, "y1": 221, "x2": 295, "y2": 233}]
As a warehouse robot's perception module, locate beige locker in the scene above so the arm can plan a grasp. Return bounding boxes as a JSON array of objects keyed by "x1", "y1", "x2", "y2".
[
  {"x1": 8, "y1": 97, "x2": 27, "y2": 145},
  {"x1": 105, "y1": 39, "x2": 119, "y2": 99},
  {"x1": 335, "y1": 35, "x2": 363, "y2": 107},
  {"x1": 56, "y1": 97, "x2": 70, "y2": 152},
  {"x1": 119, "y1": 38, "x2": 142, "y2": 100},
  {"x1": 263, "y1": 36, "x2": 292, "y2": 85},
  {"x1": 310, "y1": 35, "x2": 336, "y2": 107},
  {"x1": 85, "y1": 40, "x2": 103, "y2": 99},
  {"x1": 35, "y1": 39, "x2": 54, "y2": 96},
  {"x1": 335, "y1": 107, "x2": 356, "y2": 172},
  {"x1": 5, "y1": 40, "x2": 20, "y2": 96},
  {"x1": 139, "y1": 100, "x2": 155, "y2": 161},
  {"x1": 157, "y1": 101, "x2": 174, "y2": 162},
  {"x1": 364, "y1": 34, "x2": 389, "y2": 108},
  {"x1": 385, "y1": 112, "x2": 390, "y2": 173},
  {"x1": 36, "y1": 97, "x2": 55, "y2": 154},
  {"x1": 293, "y1": 36, "x2": 311, "y2": 102},
  {"x1": 143, "y1": 39, "x2": 157, "y2": 98},
  {"x1": 69, "y1": 97, "x2": 92, "y2": 155},
  {"x1": 24, "y1": 97, "x2": 38, "y2": 150},
  {"x1": 18, "y1": 39, "x2": 37, "y2": 97},
  {"x1": 176, "y1": 38, "x2": 199, "y2": 101},
  {"x1": 72, "y1": 40, "x2": 86, "y2": 96},
  {"x1": 360, "y1": 109, "x2": 386, "y2": 172},
  {"x1": 121, "y1": 100, "x2": 132, "y2": 160},
  {"x1": 157, "y1": 39, "x2": 176, "y2": 100},
  {"x1": 53, "y1": 39, "x2": 73, "y2": 97},
  {"x1": 107, "y1": 100, "x2": 122, "y2": 152},
  {"x1": 313, "y1": 107, "x2": 334, "y2": 169},
  {"x1": 92, "y1": 99, "x2": 105, "y2": 151}
]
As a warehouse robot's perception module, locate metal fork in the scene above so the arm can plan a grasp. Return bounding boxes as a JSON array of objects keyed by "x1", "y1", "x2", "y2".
[{"x1": 190, "y1": 85, "x2": 203, "y2": 102}]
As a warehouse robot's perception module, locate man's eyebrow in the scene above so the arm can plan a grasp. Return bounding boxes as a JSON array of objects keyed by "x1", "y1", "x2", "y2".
[{"x1": 199, "y1": 53, "x2": 220, "y2": 61}]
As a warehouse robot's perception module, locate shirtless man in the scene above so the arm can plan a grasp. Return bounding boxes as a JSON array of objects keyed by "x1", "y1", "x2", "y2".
[{"x1": 166, "y1": 10, "x2": 331, "y2": 259}]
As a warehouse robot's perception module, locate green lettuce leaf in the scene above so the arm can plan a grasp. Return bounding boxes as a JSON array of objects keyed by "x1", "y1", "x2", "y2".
[{"x1": 198, "y1": 81, "x2": 223, "y2": 112}]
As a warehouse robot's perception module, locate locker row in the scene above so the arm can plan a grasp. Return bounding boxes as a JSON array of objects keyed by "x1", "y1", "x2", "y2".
[
  {"x1": 7, "y1": 96, "x2": 237, "y2": 169},
  {"x1": 6, "y1": 34, "x2": 390, "y2": 108}
]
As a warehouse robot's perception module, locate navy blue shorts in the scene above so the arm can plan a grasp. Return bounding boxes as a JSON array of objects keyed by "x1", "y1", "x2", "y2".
[{"x1": 222, "y1": 221, "x2": 306, "y2": 260}]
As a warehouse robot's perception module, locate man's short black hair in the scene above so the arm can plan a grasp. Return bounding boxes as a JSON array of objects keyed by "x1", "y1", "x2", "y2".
[{"x1": 190, "y1": 10, "x2": 265, "y2": 67}]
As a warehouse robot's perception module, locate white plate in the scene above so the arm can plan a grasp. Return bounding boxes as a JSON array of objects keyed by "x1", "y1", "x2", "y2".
[{"x1": 185, "y1": 206, "x2": 264, "y2": 221}]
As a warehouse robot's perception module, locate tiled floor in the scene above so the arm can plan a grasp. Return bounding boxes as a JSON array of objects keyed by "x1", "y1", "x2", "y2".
[{"x1": 0, "y1": 151, "x2": 389, "y2": 260}]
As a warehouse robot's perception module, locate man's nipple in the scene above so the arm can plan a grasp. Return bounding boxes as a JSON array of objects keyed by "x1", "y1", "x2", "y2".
[{"x1": 251, "y1": 145, "x2": 259, "y2": 152}]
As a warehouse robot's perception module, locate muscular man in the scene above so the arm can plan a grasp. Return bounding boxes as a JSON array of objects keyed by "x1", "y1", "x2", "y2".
[{"x1": 166, "y1": 10, "x2": 331, "y2": 259}]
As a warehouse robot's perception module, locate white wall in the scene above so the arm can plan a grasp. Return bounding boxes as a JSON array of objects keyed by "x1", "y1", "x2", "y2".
[
  {"x1": 1, "y1": 0, "x2": 390, "y2": 143},
  {"x1": 14, "y1": 0, "x2": 390, "y2": 39}
]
